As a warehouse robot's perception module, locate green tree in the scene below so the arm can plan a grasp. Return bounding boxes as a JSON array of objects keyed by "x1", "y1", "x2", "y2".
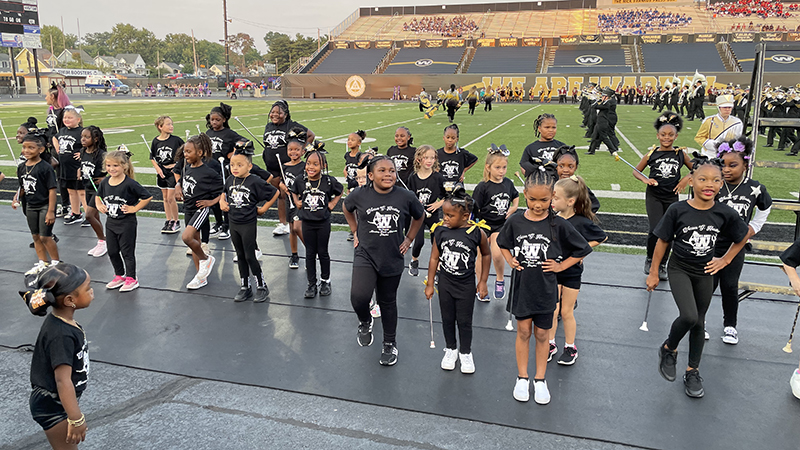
[
  {"x1": 81, "y1": 32, "x2": 112, "y2": 57},
  {"x1": 264, "y1": 32, "x2": 327, "y2": 73},
  {"x1": 106, "y1": 23, "x2": 160, "y2": 65},
  {"x1": 162, "y1": 33, "x2": 195, "y2": 70},
  {"x1": 41, "y1": 25, "x2": 77, "y2": 56}
]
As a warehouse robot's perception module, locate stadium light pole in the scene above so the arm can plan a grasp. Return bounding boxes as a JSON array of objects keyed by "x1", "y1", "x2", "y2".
[{"x1": 223, "y1": 0, "x2": 230, "y2": 88}]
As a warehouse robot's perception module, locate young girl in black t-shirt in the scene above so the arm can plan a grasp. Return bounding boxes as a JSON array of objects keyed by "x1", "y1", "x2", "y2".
[
  {"x1": 472, "y1": 145, "x2": 519, "y2": 301},
  {"x1": 387, "y1": 126, "x2": 417, "y2": 187},
  {"x1": 220, "y1": 146, "x2": 279, "y2": 303},
  {"x1": 175, "y1": 134, "x2": 223, "y2": 290},
  {"x1": 79, "y1": 126, "x2": 108, "y2": 259},
  {"x1": 648, "y1": 157, "x2": 749, "y2": 399},
  {"x1": 205, "y1": 103, "x2": 242, "y2": 240},
  {"x1": 150, "y1": 115, "x2": 184, "y2": 234},
  {"x1": 281, "y1": 138, "x2": 307, "y2": 269},
  {"x1": 425, "y1": 188, "x2": 490, "y2": 374},
  {"x1": 22, "y1": 263, "x2": 93, "y2": 448},
  {"x1": 291, "y1": 147, "x2": 344, "y2": 299},
  {"x1": 520, "y1": 114, "x2": 565, "y2": 170},
  {"x1": 53, "y1": 108, "x2": 85, "y2": 225},
  {"x1": 407, "y1": 145, "x2": 446, "y2": 277},
  {"x1": 344, "y1": 130, "x2": 364, "y2": 192},
  {"x1": 437, "y1": 124, "x2": 478, "y2": 193},
  {"x1": 15, "y1": 134, "x2": 60, "y2": 273},
  {"x1": 549, "y1": 175, "x2": 607, "y2": 366},
  {"x1": 780, "y1": 240, "x2": 800, "y2": 399},
  {"x1": 498, "y1": 170, "x2": 592, "y2": 405},
  {"x1": 552, "y1": 145, "x2": 600, "y2": 213},
  {"x1": 343, "y1": 156, "x2": 425, "y2": 366},
  {"x1": 712, "y1": 137, "x2": 771, "y2": 345},
  {"x1": 634, "y1": 112, "x2": 692, "y2": 280},
  {"x1": 96, "y1": 150, "x2": 152, "y2": 292}
]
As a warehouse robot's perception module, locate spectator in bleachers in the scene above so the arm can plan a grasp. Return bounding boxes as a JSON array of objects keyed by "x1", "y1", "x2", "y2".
[
  {"x1": 598, "y1": 9, "x2": 692, "y2": 34},
  {"x1": 402, "y1": 15, "x2": 479, "y2": 38},
  {"x1": 708, "y1": 0, "x2": 798, "y2": 19}
]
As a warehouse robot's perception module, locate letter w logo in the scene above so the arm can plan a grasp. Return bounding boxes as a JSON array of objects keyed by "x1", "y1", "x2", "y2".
[
  {"x1": 771, "y1": 55, "x2": 796, "y2": 64},
  {"x1": 576, "y1": 55, "x2": 602, "y2": 65}
]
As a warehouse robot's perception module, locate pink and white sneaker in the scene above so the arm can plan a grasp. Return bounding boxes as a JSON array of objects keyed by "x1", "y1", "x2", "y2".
[
  {"x1": 88, "y1": 240, "x2": 107, "y2": 257},
  {"x1": 119, "y1": 277, "x2": 139, "y2": 292},
  {"x1": 106, "y1": 276, "x2": 125, "y2": 289}
]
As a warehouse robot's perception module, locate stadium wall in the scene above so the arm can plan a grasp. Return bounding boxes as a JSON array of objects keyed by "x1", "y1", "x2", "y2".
[
  {"x1": 358, "y1": 0, "x2": 596, "y2": 16},
  {"x1": 283, "y1": 73, "x2": 799, "y2": 99}
]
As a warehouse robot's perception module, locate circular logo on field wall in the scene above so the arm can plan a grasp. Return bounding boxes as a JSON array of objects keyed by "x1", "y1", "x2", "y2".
[
  {"x1": 771, "y1": 54, "x2": 796, "y2": 64},
  {"x1": 345, "y1": 75, "x2": 366, "y2": 97},
  {"x1": 415, "y1": 59, "x2": 434, "y2": 67},
  {"x1": 575, "y1": 55, "x2": 603, "y2": 65}
]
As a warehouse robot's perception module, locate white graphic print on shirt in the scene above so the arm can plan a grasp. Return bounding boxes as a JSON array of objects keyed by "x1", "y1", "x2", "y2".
[
  {"x1": 682, "y1": 225, "x2": 718, "y2": 257},
  {"x1": 441, "y1": 161, "x2": 460, "y2": 179},
  {"x1": 229, "y1": 185, "x2": 252, "y2": 208},
  {"x1": 653, "y1": 159, "x2": 680, "y2": 179},
  {"x1": 440, "y1": 238, "x2": 470, "y2": 276},
  {"x1": 366, "y1": 205, "x2": 400, "y2": 237},
  {"x1": 182, "y1": 174, "x2": 197, "y2": 197},
  {"x1": 81, "y1": 161, "x2": 96, "y2": 180},
  {"x1": 513, "y1": 233, "x2": 550, "y2": 268},
  {"x1": 490, "y1": 193, "x2": 510, "y2": 216}
]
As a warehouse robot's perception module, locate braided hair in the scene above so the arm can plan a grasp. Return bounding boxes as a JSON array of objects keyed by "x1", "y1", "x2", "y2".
[
  {"x1": 533, "y1": 113, "x2": 557, "y2": 138},
  {"x1": 83, "y1": 125, "x2": 106, "y2": 153},
  {"x1": 444, "y1": 185, "x2": 474, "y2": 215},
  {"x1": 524, "y1": 167, "x2": 557, "y2": 234},
  {"x1": 654, "y1": 111, "x2": 683, "y2": 133},
  {"x1": 689, "y1": 151, "x2": 723, "y2": 174},
  {"x1": 553, "y1": 145, "x2": 579, "y2": 166},
  {"x1": 443, "y1": 123, "x2": 459, "y2": 138},
  {"x1": 303, "y1": 141, "x2": 329, "y2": 183},
  {"x1": 396, "y1": 126, "x2": 414, "y2": 146}
]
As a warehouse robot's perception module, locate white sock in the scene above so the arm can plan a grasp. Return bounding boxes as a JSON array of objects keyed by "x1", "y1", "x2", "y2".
[
  {"x1": 50, "y1": 259, "x2": 59, "y2": 265},
  {"x1": 38, "y1": 259, "x2": 45, "y2": 265},
  {"x1": 549, "y1": 339, "x2": 556, "y2": 345},
  {"x1": 565, "y1": 343, "x2": 576, "y2": 349},
  {"x1": 322, "y1": 278, "x2": 331, "y2": 283}
]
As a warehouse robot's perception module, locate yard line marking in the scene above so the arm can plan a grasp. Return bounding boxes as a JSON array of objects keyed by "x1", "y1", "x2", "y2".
[
  {"x1": 462, "y1": 106, "x2": 539, "y2": 149},
  {"x1": 325, "y1": 120, "x2": 411, "y2": 141},
  {"x1": 611, "y1": 184, "x2": 621, "y2": 191},
  {"x1": 615, "y1": 126, "x2": 644, "y2": 158}
]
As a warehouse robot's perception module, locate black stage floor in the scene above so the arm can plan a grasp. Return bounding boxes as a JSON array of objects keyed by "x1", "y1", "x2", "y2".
[{"x1": 2, "y1": 206, "x2": 799, "y2": 450}]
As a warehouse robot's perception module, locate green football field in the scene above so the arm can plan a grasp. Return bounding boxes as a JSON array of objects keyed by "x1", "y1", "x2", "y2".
[{"x1": 1, "y1": 98, "x2": 796, "y2": 223}]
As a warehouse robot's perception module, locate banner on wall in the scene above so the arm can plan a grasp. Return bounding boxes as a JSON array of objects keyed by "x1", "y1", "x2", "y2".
[
  {"x1": 426, "y1": 40, "x2": 443, "y2": 48},
  {"x1": 499, "y1": 38, "x2": 518, "y2": 47},
  {"x1": 561, "y1": 36, "x2": 579, "y2": 44},
  {"x1": 478, "y1": 38, "x2": 496, "y2": 47},
  {"x1": 376, "y1": 41, "x2": 392, "y2": 49},
  {"x1": 523, "y1": 38, "x2": 541, "y2": 46},
  {"x1": 334, "y1": 41, "x2": 349, "y2": 49},
  {"x1": 733, "y1": 32, "x2": 755, "y2": 42},
  {"x1": 666, "y1": 35, "x2": 688, "y2": 43},
  {"x1": 788, "y1": 33, "x2": 800, "y2": 41},
  {"x1": 354, "y1": 41, "x2": 371, "y2": 49},
  {"x1": 762, "y1": 32, "x2": 784, "y2": 42},
  {"x1": 695, "y1": 33, "x2": 716, "y2": 43},
  {"x1": 447, "y1": 39, "x2": 465, "y2": 47},
  {"x1": 581, "y1": 35, "x2": 601, "y2": 43},
  {"x1": 641, "y1": 35, "x2": 661, "y2": 44},
  {"x1": 603, "y1": 35, "x2": 620, "y2": 44},
  {"x1": 404, "y1": 40, "x2": 421, "y2": 48}
]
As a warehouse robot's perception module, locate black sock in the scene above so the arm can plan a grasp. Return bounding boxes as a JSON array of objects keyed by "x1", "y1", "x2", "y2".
[
  {"x1": 240, "y1": 277, "x2": 250, "y2": 288},
  {"x1": 533, "y1": 378, "x2": 545, "y2": 382},
  {"x1": 256, "y1": 274, "x2": 265, "y2": 287},
  {"x1": 518, "y1": 376, "x2": 529, "y2": 380}
]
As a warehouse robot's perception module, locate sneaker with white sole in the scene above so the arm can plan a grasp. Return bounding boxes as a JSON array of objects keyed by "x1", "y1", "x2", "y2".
[
  {"x1": 170, "y1": 221, "x2": 182, "y2": 233},
  {"x1": 357, "y1": 318, "x2": 373, "y2": 346},
  {"x1": 791, "y1": 369, "x2": 800, "y2": 400},
  {"x1": 408, "y1": 260, "x2": 419, "y2": 276},
  {"x1": 209, "y1": 223, "x2": 220, "y2": 236},
  {"x1": 476, "y1": 292, "x2": 491, "y2": 303},
  {"x1": 441, "y1": 348, "x2": 458, "y2": 370},
  {"x1": 187, "y1": 275, "x2": 208, "y2": 290},
  {"x1": 513, "y1": 378, "x2": 530, "y2": 402},
  {"x1": 161, "y1": 220, "x2": 171, "y2": 234},
  {"x1": 88, "y1": 241, "x2": 107, "y2": 257},
  {"x1": 197, "y1": 255, "x2": 216, "y2": 279},
  {"x1": 25, "y1": 261, "x2": 49, "y2": 277},
  {"x1": 547, "y1": 342, "x2": 557, "y2": 362},
  {"x1": 217, "y1": 225, "x2": 230, "y2": 240},
  {"x1": 379, "y1": 342, "x2": 398, "y2": 366},
  {"x1": 557, "y1": 346, "x2": 578, "y2": 365},
  {"x1": 106, "y1": 275, "x2": 125, "y2": 289},
  {"x1": 370, "y1": 302, "x2": 381, "y2": 318},
  {"x1": 722, "y1": 326, "x2": 738, "y2": 345},
  {"x1": 273, "y1": 222, "x2": 290, "y2": 235},
  {"x1": 494, "y1": 280, "x2": 505, "y2": 299},
  {"x1": 459, "y1": 353, "x2": 475, "y2": 374},
  {"x1": 119, "y1": 277, "x2": 139, "y2": 292},
  {"x1": 289, "y1": 254, "x2": 300, "y2": 269},
  {"x1": 533, "y1": 379, "x2": 551, "y2": 405}
]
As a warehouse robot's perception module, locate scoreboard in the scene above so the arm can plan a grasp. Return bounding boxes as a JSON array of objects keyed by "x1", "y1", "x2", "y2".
[{"x1": 0, "y1": 0, "x2": 40, "y2": 48}]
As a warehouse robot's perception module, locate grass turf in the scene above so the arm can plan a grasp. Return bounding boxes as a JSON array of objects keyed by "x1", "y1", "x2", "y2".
[{"x1": 0, "y1": 98, "x2": 796, "y2": 222}]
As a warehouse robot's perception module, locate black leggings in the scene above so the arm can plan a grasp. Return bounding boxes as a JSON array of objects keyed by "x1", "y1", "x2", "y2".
[
  {"x1": 666, "y1": 260, "x2": 714, "y2": 369},
  {"x1": 106, "y1": 217, "x2": 138, "y2": 278},
  {"x1": 411, "y1": 214, "x2": 440, "y2": 259},
  {"x1": 468, "y1": 99, "x2": 477, "y2": 115},
  {"x1": 712, "y1": 248, "x2": 746, "y2": 328},
  {"x1": 211, "y1": 203, "x2": 227, "y2": 228},
  {"x1": 350, "y1": 265, "x2": 401, "y2": 344},
  {"x1": 484, "y1": 99, "x2": 492, "y2": 111},
  {"x1": 230, "y1": 221, "x2": 264, "y2": 287},
  {"x1": 646, "y1": 191, "x2": 676, "y2": 259},
  {"x1": 302, "y1": 219, "x2": 331, "y2": 283},
  {"x1": 439, "y1": 276, "x2": 476, "y2": 353}
]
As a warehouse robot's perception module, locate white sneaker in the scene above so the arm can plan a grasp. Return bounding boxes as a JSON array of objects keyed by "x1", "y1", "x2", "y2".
[
  {"x1": 187, "y1": 275, "x2": 207, "y2": 290},
  {"x1": 459, "y1": 353, "x2": 475, "y2": 374},
  {"x1": 88, "y1": 241, "x2": 107, "y2": 257},
  {"x1": 791, "y1": 369, "x2": 800, "y2": 400},
  {"x1": 476, "y1": 292, "x2": 490, "y2": 303},
  {"x1": 25, "y1": 261, "x2": 48, "y2": 276},
  {"x1": 513, "y1": 377, "x2": 530, "y2": 402},
  {"x1": 533, "y1": 379, "x2": 551, "y2": 405},
  {"x1": 441, "y1": 348, "x2": 458, "y2": 371},
  {"x1": 235, "y1": 249, "x2": 263, "y2": 263},
  {"x1": 255, "y1": 249, "x2": 263, "y2": 260},
  {"x1": 197, "y1": 255, "x2": 216, "y2": 279},
  {"x1": 704, "y1": 321, "x2": 709, "y2": 340},
  {"x1": 273, "y1": 222, "x2": 290, "y2": 235},
  {"x1": 722, "y1": 326, "x2": 739, "y2": 345}
]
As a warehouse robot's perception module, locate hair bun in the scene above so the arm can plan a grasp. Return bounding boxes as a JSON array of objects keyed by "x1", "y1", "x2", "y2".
[
  {"x1": 355, "y1": 130, "x2": 366, "y2": 140},
  {"x1": 19, "y1": 288, "x2": 55, "y2": 316},
  {"x1": 288, "y1": 127, "x2": 307, "y2": 143},
  {"x1": 654, "y1": 112, "x2": 683, "y2": 133}
]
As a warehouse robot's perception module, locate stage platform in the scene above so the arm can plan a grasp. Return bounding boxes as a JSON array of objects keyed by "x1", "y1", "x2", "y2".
[{"x1": 1, "y1": 206, "x2": 799, "y2": 450}]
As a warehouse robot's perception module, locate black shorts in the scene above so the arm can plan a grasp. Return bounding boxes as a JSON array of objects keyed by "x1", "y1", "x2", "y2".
[
  {"x1": 557, "y1": 272, "x2": 582, "y2": 290},
  {"x1": 29, "y1": 386, "x2": 81, "y2": 431},
  {"x1": 485, "y1": 222, "x2": 504, "y2": 236},
  {"x1": 60, "y1": 179, "x2": 82, "y2": 190},
  {"x1": 515, "y1": 312, "x2": 555, "y2": 330},
  {"x1": 26, "y1": 206, "x2": 54, "y2": 237},
  {"x1": 84, "y1": 188, "x2": 97, "y2": 208},
  {"x1": 266, "y1": 165, "x2": 282, "y2": 179},
  {"x1": 185, "y1": 206, "x2": 210, "y2": 230},
  {"x1": 157, "y1": 173, "x2": 177, "y2": 189}
]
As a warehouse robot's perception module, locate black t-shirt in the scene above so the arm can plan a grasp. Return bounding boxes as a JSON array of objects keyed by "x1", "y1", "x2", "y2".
[
  {"x1": 715, "y1": 179, "x2": 772, "y2": 249},
  {"x1": 56, "y1": 126, "x2": 83, "y2": 181},
  {"x1": 96, "y1": 176, "x2": 152, "y2": 220},
  {"x1": 407, "y1": 171, "x2": 446, "y2": 207},
  {"x1": 18, "y1": 159, "x2": 58, "y2": 208},
  {"x1": 149, "y1": 135, "x2": 184, "y2": 171},
  {"x1": 437, "y1": 147, "x2": 478, "y2": 189},
  {"x1": 587, "y1": 187, "x2": 600, "y2": 213},
  {"x1": 653, "y1": 201, "x2": 749, "y2": 276},
  {"x1": 263, "y1": 120, "x2": 307, "y2": 171},
  {"x1": 173, "y1": 160, "x2": 224, "y2": 205},
  {"x1": 344, "y1": 185, "x2": 425, "y2": 276},
  {"x1": 291, "y1": 175, "x2": 344, "y2": 222},
  {"x1": 387, "y1": 145, "x2": 417, "y2": 186},
  {"x1": 250, "y1": 162, "x2": 271, "y2": 182},
  {"x1": 497, "y1": 212, "x2": 592, "y2": 316},
  {"x1": 205, "y1": 128, "x2": 243, "y2": 161},
  {"x1": 646, "y1": 147, "x2": 687, "y2": 201},
  {"x1": 30, "y1": 314, "x2": 89, "y2": 396},
  {"x1": 521, "y1": 139, "x2": 566, "y2": 166},
  {"x1": 472, "y1": 178, "x2": 519, "y2": 227},
  {"x1": 558, "y1": 214, "x2": 607, "y2": 278},
  {"x1": 781, "y1": 238, "x2": 800, "y2": 268},
  {"x1": 433, "y1": 225, "x2": 482, "y2": 280},
  {"x1": 80, "y1": 149, "x2": 107, "y2": 191},
  {"x1": 282, "y1": 161, "x2": 306, "y2": 215},
  {"x1": 344, "y1": 150, "x2": 363, "y2": 186},
  {"x1": 225, "y1": 174, "x2": 278, "y2": 224}
]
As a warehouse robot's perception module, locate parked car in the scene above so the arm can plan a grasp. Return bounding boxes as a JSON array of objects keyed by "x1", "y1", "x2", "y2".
[
  {"x1": 166, "y1": 73, "x2": 185, "y2": 80},
  {"x1": 231, "y1": 78, "x2": 255, "y2": 90}
]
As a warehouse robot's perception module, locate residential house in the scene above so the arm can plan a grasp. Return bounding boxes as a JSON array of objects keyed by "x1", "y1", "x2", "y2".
[
  {"x1": 13, "y1": 48, "x2": 52, "y2": 73},
  {"x1": 115, "y1": 53, "x2": 148, "y2": 76},
  {"x1": 94, "y1": 55, "x2": 119, "y2": 71},
  {"x1": 157, "y1": 61, "x2": 181, "y2": 74},
  {"x1": 0, "y1": 53, "x2": 10, "y2": 72},
  {"x1": 57, "y1": 49, "x2": 94, "y2": 66},
  {"x1": 209, "y1": 64, "x2": 228, "y2": 77}
]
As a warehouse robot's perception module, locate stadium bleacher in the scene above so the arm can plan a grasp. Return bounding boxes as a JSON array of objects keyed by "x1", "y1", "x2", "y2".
[
  {"x1": 467, "y1": 47, "x2": 540, "y2": 73},
  {"x1": 313, "y1": 49, "x2": 390, "y2": 74},
  {"x1": 641, "y1": 43, "x2": 726, "y2": 72},
  {"x1": 383, "y1": 48, "x2": 465, "y2": 74},
  {"x1": 730, "y1": 43, "x2": 800, "y2": 72},
  {"x1": 548, "y1": 45, "x2": 630, "y2": 73}
]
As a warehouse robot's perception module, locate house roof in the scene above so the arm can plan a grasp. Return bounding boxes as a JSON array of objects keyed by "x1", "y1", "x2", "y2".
[
  {"x1": 115, "y1": 54, "x2": 144, "y2": 64},
  {"x1": 160, "y1": 62, "x2": 180, "y2": 70},
  {"x1": 60, "y1": 49, "x2": 93, "y2": 63}
]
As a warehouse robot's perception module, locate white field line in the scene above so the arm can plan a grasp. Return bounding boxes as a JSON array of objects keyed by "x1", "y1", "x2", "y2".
[
  {"x1": 462, "y1": 106, "x2": 540, "y2": 149},
  {"x1": 615, "y1": 126, "x2": 644, "y2": 158}
]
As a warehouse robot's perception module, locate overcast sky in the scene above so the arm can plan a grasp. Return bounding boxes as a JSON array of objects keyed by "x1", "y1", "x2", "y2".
[{"x1": 39, "y1": 0, "x2": 472, "y2": 53}]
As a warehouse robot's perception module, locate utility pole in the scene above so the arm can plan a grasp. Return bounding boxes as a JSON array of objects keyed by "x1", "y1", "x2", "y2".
[
  {"x1": 77, "y1": 18, "x2": 83, "y2": 69},
  {"x1": 157, "y1": 48, "x2": 160, "y2": 78},
  {"x1": 191, "y1": 29, "x2": 199, "y2": 76},
  {"x1": 223, "y1": 0, "x2": 230, "y2": 87}
]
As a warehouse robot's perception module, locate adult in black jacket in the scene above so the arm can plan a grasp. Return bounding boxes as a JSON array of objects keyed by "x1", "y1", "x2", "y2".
[
  {"x1": 587, "y1": 88, "x2": 619, "y2": 155},
  {"x1": 687, "y1": 81, "x2": 706, "y2": 121}
]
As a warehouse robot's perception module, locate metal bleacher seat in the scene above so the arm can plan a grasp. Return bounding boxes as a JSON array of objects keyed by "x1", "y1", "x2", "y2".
[
  {"x1": 383, "y1": 48, "x2": 465, "y2": 74},
  {"x1": 548, "y1": 45, "x2": 631, "y2": 74},
  {"x1": 641, "y1": 43, "x2": 725, "y2": 72},
  {"x1": 313, "y1": 49, "x2": 390, "y2": 74},
  {"x1": 467, "y1": 47, "x2": 540, "y2": 73}
]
